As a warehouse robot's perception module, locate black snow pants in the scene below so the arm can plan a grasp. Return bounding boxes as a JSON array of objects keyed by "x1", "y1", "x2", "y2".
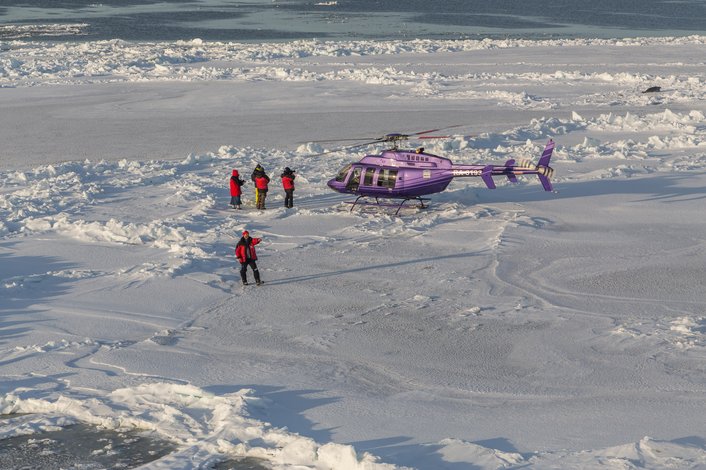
[
  {"x1": 284, "y1": 189, "x2": 294, "y2": 208},
  {"x1": 240, "y1": 260, "x2": 261, "y2": 284}
]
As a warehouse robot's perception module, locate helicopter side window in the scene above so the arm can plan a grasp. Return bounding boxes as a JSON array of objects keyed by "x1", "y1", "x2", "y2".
[
  {"x1": 346, "y1": 167, "x2": 361, "y2": 191},
  {"x1": 335, "y1": 164, "x2": 352, "y2": 182},
  {"x1": 377, "y1": 169, "x2": 398, "y2": 188},
  {"x1": 363, "y1": 168, "x2": 375, "y2": 186}
]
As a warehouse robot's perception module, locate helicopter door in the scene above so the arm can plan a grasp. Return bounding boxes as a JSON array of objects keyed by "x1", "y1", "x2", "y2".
[
  {"x1": 346, "y1": 167, "x2": 361, "y2": 191},
  {"x1": 362, "y1": 168, "x2": 375, "y2": 186}
]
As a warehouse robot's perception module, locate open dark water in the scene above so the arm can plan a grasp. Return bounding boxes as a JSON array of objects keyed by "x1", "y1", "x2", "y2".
[
  {"x1": 0, "y1": 416, "x2": 269, "y2": 469},
  {"x1": 0, "y1": 0, "x2": 705, "y2": 42},
  {"x1": 0, "y1": 422, "x2": 176, "y2": 470}
]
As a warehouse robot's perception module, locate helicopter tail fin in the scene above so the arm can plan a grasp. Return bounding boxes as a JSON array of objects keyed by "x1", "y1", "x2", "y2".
[
  {"x1": 536, "y1": 139, "x2": 555, "y2": 191},
  {"x1": 537, "y1": 139, "x2": 555, "y2": 167}
]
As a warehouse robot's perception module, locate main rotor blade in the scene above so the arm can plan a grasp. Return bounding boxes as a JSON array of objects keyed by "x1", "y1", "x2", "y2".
[
  {"x1": 299, "y1": 137, "x2": 379, "y2": 144},
  {"x1": 301, "y1": 124, "x2": 469, "y2": 155},
  {"x1": 306, "y1": 139, "x2": 385, "y2": 157},
  {"x1": 303, "y1": 125, "x2": 467, "y2": 145},
  {"x1": 410, "y1": 124, "x2": 467, "y2": 136}
]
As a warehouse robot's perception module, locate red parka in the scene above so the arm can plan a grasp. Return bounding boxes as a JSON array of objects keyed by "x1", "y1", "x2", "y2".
[
  {"x1": 235, "y1": 237, "x2": 261, "y2": 263},
  {"x1": 255, "y1": 175, "x2": 270, "y2": 190},
  {"x1": 281, "y1": 174, "x2": 295, "y2": 190},
  {"x1": 230, "y1": 170, "x2": 243, "y2": 196}
]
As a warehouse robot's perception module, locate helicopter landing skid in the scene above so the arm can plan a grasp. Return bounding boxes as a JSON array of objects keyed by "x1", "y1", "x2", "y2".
[{"x1": 346, "y1": 195, "x2": 430, "y2": 215}]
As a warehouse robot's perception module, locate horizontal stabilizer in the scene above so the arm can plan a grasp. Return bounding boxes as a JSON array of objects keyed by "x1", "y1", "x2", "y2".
[{"x1": 503, "y1": 158, "x2": 518, "y2": 182}]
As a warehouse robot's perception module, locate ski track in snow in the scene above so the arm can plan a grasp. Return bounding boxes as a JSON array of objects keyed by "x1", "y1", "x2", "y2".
[{"x1": 1, "y1": 36, "x2": 706, "y2": 469}]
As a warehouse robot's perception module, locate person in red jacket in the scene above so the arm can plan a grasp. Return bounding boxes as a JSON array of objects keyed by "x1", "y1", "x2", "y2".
[
  {"x1": 229, "y1": 169, "x2": 245, "y2": 209},
  {"x1": 280, "y1": 167, "x2": 295, "y2": 208},
  {"x1": 235, "y1": 230, "x2": 263, "y2": 285},
  {"x1": 251, "y1": 164, "x2": 265, "y2": 207},
  {"x1": 254, "y1": 171, "x2": 270, "y2": 210}
]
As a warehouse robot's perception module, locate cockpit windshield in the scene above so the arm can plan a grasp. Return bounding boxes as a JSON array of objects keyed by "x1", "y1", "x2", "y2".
[{"x1": 334, "y1": 164, "x2": 352, "y2": 182}]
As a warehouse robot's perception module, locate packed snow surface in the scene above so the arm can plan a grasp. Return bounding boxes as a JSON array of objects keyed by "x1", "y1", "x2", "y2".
[{"x1": 1, "y1": 36, "x2": 706, "y2": 469}]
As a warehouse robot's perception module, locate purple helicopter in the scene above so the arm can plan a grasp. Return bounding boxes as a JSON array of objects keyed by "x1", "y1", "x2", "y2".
[{"x1": 323, "y1": 129, "x2": 556, "y2": 214}]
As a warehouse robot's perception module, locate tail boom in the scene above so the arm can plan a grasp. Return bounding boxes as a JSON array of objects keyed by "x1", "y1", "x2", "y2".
[{"x1": 451, "y1": 139, "x2": 556, "y2": 191}]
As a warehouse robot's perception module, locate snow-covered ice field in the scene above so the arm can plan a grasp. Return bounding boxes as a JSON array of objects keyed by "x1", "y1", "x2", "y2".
[{"x1": 1, "y1": 36, "x2": 706, "y2": 469}]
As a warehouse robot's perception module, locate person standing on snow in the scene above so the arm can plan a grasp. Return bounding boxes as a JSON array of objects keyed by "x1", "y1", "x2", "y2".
[
  {"x1": 280, "y1": 167, "x2": 296, "y2": 208},
  {"x1": 254, "y1": 169, "x2": 270, "y2": 210},
  {"x1": 235, "y1": 230, "x2": 263, "y2": 286},
  {"x1": 229, "y1": 169, "x2": 245, "y2": 209},
  {"x1": 251, "y1": 164, "x2": 268, "y2": 209}
]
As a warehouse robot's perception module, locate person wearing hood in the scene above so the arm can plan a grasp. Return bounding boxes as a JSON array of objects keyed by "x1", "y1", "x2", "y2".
[
  {"x1": 235, "y1": 230, "x2": 263, "y2": 286},
  {"x1": 252, "y1": 165, "x2": 270, "y2": 210},
  {"x1": 251, "y1": 164, "x2": 265, "y2": 183},
  {"x1": 251, "y1": 164, "x2": 268, "y2": 209},
  {"x1": 229, "y1": 169, "x2": 245, "y2": 209},
  {"x1": 280, "y1": 167, "x2": 296, "y2": 208}
]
